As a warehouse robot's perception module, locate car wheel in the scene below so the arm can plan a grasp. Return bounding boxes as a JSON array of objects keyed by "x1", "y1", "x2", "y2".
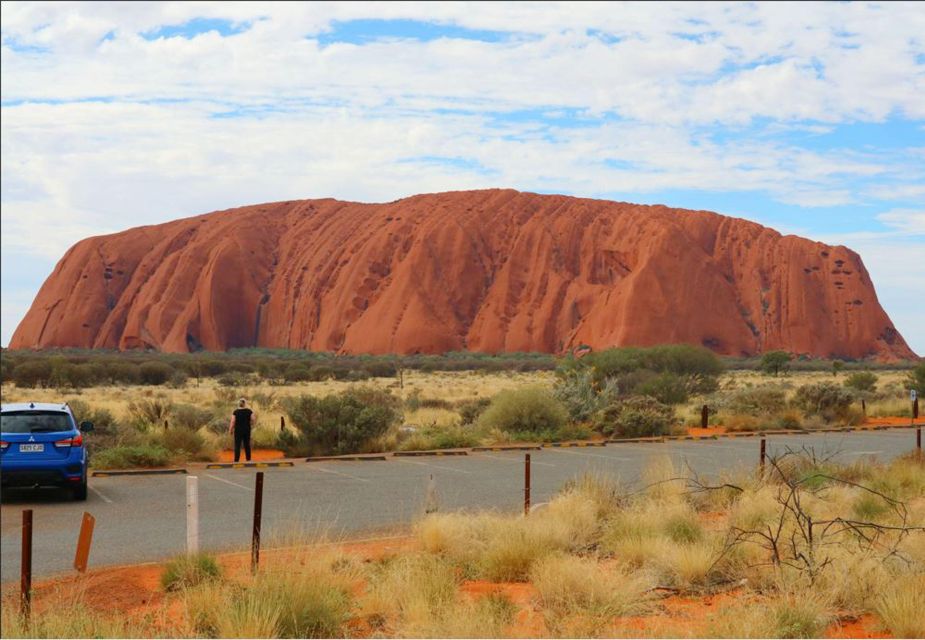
[{"x1": 73, "y1": 476, "x2": 88, "y2": 501}]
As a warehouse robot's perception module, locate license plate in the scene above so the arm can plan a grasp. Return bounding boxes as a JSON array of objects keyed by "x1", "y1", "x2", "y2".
[{"x1": 19, "y1": 444, "x2": 44, "y2": 453}]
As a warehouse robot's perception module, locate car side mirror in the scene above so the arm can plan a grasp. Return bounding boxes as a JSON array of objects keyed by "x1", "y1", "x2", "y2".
[{"x1": 80, "y1": 421, "x2": 94, "y2": 432}]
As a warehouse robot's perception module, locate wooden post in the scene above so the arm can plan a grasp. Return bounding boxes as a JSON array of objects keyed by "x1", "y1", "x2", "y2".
[
  {"x1": 861, "y1": 398, "x2": 866, "y2": 415},
  {"x1": 164, "y1": 419, "x2": 169, "y2": 431},
  {"x1": 186, "y1": 476, "x2": 199, "y2": 554},
  {"x1": 74, "y1": 512, "x2": 95, "y2": 573},
  {"x1": 524, "y1": 454, "x2": 531, "y2": 516},
  {"x1": 251, "y1": 472, "x2": 264, "y2": 574},
  {"x1": 280, "y1": 415, "x2": 286, "y2": 432},
  {"x1": 914, "y1": 398, "x2": 919, "y2": 421},
  {"x1": 917, "y1": 426, "x2": 921, "y2": 454},
  {"x1": 21, "y1": 509, "x2": 33, "y2": 619},
  {"x1": 701, "y1": 405, "x2": 709, "y2": 429},
  {"x1": 760, "y1": 438, "x2": 767, "y2": 476}
]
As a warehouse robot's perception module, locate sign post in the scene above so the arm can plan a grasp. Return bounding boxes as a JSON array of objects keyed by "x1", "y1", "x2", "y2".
[{"x1": 74, "y1": 512, "x2": 95, "y2": 573}]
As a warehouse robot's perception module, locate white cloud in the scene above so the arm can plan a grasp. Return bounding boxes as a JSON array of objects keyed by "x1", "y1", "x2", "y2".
[{"x1": 877, "y1": 209, "x2": 925, "y2": 235}]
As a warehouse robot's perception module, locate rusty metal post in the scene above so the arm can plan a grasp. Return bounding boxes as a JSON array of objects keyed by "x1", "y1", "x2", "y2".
[
  {"x1": 524, "y1": 454, "x2": 531, "y2": 516},
  {"x1": 861, "y1": 398, "x2": 866, "y2": 415},
  {"x1": 914, "y1": 398, "x2": 919, "y2": 421},
  {"x1": 701, "y1": 405, "x2": 709, "y2": 429},
  {"x1": 74, "y1": 512, "x2": 95, "y2": 573},
  {"x1": 917, "y1": 426, "x2": 921, "y2": 454},
  {"x1": 280, "y1": 415, "x2": 285, "y2": 432},
  {"x1": 164, "y1": 419, "x2": 169, "y2": 431},
  {"x1": 21, "y1": 509, "x2": 33, "y2": 619},
  {"x1": 760, "y1": 438, "x2": 767, "y2": 477},
  {"x1": 251, "y1": 471, "x2": 264, "y2": 574}
]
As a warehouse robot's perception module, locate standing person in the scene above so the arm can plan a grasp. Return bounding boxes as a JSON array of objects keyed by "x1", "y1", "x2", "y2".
[{"x1": 229, "y1": 398, "x2": 255, "y2": 462}]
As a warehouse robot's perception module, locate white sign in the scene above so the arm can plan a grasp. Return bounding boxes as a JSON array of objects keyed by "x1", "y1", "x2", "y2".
[{"x1": 912, "y1": 390, "x2": 918, "y2": 402}]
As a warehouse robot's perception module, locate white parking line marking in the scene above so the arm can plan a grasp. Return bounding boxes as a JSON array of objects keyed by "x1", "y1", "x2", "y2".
[
  {"x1": 546, "y1": 448, "x2": 631, "y2": 462},
  {"x1": 89, "y1": 486, "x2": 113, "y2": 503},
  {"x1": 306, "y1": 466, "x2": 371, "y2": 482},
  {"x1": 205, "y1": 473, "x2": 253, "y2": 491},
  {"x1": 395, "y1": 459, "x2": 473, "y2": 474},
  {"x1": 470, "y1": 453, "x2": 557, "y2": 467}
]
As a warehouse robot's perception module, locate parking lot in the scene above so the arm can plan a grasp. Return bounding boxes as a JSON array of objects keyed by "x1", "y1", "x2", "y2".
[{"x1": 1, "y1": 428, "x2": 920, "y2": 581}]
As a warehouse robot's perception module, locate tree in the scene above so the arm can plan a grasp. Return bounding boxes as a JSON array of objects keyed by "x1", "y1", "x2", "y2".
[
  {"x1": 832, "y1": 360, "x2": 844, "y2": 377},
  {"x1": 906, "y1": 362, "x2": 925, "y2": 394},
  {"x1": 844, "y1": 371, "x2": 878, "y2": 393},
  {"x1": 761, "y1": 351, "x2": 792, "y2": 377}
]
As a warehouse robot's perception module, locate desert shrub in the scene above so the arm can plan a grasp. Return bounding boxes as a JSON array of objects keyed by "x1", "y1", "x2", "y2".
[
  {"x1": 553, "y1": 369, "x2": 620, "y2": 422},
  {"x1": 171, "y1": 403, "x2": 214, "y2": 430},
  {"x1": 91, "y1": 444, "x2": 171, "y2": 469},
  {"x1": 635, "y1": 371, "x2": 689, "y2": 405},
  {"x1": 363, "y1": 360, "x2": 398, "y2": 378},
  {"x1": 761, "y1": 350, "x2": 792, "y2": 376},
  {"x1": 456, "y1": 397, "x2": 491, "y2": 425},
  {"x1": 109, "y1": 361, "x2": 142, "y2": 385},
  {"x1": 161, "y1": 553, "x2": 222, "y2": 592},
  {"x1": 592, "y1": 396, "x2": 676, "y2": 438},
  {"x1": 906, "y1": 362, "x2": 925, "y2": 394},
  {"x1": 168, "y1": 369, "x2": 188, "y2": 387},
  {"x1": 127, "y1": 398, "x2": 174, "y2": 428},
  {"x1": 283, "y1": 387, "x2": 402, "y2": 456},
  {"x1": 477, "y1": 387, "x2": 568, "y2": 435},
  {"x1": 875, "y1": 574, "x2": 925, "y2": 638},
  {"x1": 719, "y1": 386, "x2": 788, "y2": 416},
  {"x1": 11, "y1": 360, "x2": 52, "y2": 387},
  {"x1": 138, "y1": 361, "x2": 173, "y2": 385},
  {"x1": 404, "y1": 389, "x2": 453, "y2": 411},
  {"x1": 161, "y1": 428, "x2": 211, "y2": 459},
  {"x1": 792, "y1": 382, "x2": 856, "y2": 422},
  {"x1": 307, "y1": 364, "x2": 336, "y2": 381},
  {"x1": 249, "y1": 558, "x2": 355, "y2": 638},
  {"x1": 65, "y1": 398, "x2": 115, "y2": 429},
  {"x1": 284, "y1": 364, "x2": 313, "y2": 382},
  {"x1": 844, "y1": 371, "x2": 878, "y2": 393}
]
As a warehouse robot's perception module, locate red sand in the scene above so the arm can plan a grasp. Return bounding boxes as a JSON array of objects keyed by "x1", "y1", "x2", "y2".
[
  {"x1": 10, "y1": 189, "x2": 913, "y2": 359},
  {"x1": 217, "y1": 448, "x2": 284, "y2": 462},
  {"x1": 16, "y1": 537, "x2": 894, "y2": 639}
]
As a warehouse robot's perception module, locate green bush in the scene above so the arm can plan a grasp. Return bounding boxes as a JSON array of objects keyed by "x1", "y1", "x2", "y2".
[
  {"x1": 283, "y1": 387, "x2": 402, "y2": 456},
  {"x1": 11, "y1": 360, "x2": 53, "y2": 387},
  {"x1": 161, "y1": 428, "x2": 210, "y2": 459},
  {"x1": 562, "y1": 344, "x2": 722, "y2": 388},
  {"x1": 284, "y1": 364, "x2": 313, "y2": 382},
  {"x1": 161, "y1": 553, "x2": 222, "y2": 592},
  {"x1": 845, "y1": 371, "x2": 878, "y2": 393},
  {"x1": 127, "y1": 398, "x2": 174, "y2": 429},
  {"x1": 718, "y1": 387, "x2": 787, "y2": 416},
  {"x1": 635, "y1": 372, "x2": 689, "y2": 405},
  {"x1": 457, "y1": 397, "x2": 491, "y2": 425},
  {"x1": 171, "y1": 403, "x2": 214, "y2": 430},
  {"x1": 592, "y1": 396, "x2": 676, "y2": 438},
  {"x1": 792, "y1": 382, "x2": 856, "y2": 422},
  {"x1": 906, "y1": 362, "x2": 925, "y2": 394},
  {"x1": 139, "y1": 361, "x2": 174, "y2": 385},
  {"x1": 477, "y1": 387, "x2": 568, "y2": 435},
  {"x1": 92, "y1": 444, "x2": 171, "y2": 469},
  {"x1": 553, "y1": 369, "x2": 620, "y2": 422}
]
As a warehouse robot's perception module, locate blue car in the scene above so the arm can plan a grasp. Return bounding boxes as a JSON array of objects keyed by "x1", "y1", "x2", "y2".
[{"x1": 1, "y1": 402, "x2": 93, "y2": 501}]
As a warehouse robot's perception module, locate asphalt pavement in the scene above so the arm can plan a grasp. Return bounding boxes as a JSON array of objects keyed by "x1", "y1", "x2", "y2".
[{"x1": 1, "y1": 428, "x2": 920, "y2": 581}]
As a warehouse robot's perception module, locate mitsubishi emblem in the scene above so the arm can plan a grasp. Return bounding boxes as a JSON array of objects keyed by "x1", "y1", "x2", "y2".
[{"x1": 28, "y1": 435, "x2": 35, "y2": 442}]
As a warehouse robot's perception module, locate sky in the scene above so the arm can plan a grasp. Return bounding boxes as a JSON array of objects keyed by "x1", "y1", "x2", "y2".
[{"x1": 1, "y1": 1, "x2": 923, "y2": 354}]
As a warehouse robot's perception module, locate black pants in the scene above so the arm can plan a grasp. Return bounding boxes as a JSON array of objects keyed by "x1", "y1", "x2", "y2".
[{"x1": 234, "y1": 427, "x2": 252, "y2": 462}]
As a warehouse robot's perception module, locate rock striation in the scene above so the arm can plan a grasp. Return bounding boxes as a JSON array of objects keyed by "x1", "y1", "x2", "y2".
[{"x1": 10, "y1": 189, "x2": 916, "y2": 359}]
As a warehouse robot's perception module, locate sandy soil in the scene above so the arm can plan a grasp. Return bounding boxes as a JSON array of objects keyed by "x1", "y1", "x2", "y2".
[
  {"x1": 217, "y1": 448, "x2": 285, "y2": 462},
  {"x1": 14, "y1": 535, "x2": 894, "y2": 639}
]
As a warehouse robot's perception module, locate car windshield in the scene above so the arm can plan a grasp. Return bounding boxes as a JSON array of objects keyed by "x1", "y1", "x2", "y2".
[{"x1": 1, "y1": 411, "x2": 73, "y2": 434}]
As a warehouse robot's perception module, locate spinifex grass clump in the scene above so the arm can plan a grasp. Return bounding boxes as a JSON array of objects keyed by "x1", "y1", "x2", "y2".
[{"x1": 161, "y1": 552, "x2": 222, "y2": 592}]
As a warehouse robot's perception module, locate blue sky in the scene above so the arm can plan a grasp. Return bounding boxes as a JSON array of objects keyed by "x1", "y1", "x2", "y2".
[{"x1": 1, "y1": 2, "x2": 923, "y2": 353}]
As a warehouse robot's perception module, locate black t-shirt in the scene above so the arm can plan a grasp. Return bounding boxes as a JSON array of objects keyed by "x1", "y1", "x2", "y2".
[{"x1": 233, "y1": 408, "x2": 253, "y2": 430}]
